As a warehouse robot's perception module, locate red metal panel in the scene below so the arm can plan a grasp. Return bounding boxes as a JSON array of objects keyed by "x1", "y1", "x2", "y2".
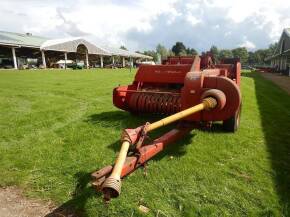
[
  {"x1": 134, "y1": 65, "x2": 192, "y2": 84},
  {"x1": 181, "y1": 71, "x2": 204, "y2": 120},
  {"x1": 201, "y1": 76, "x2": 241, "y2": 121},
  {"x1": 113, "y1": 54, "x2": 241, "y2": 121}
]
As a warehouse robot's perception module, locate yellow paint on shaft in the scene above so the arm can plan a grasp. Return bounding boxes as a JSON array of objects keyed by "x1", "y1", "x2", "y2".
[
  {"x1": 110, "y1": 141, "x2": 130, "y2": 179},
  {"x1": 147, "y1": 103, "x2": 205, "y2": 132}
]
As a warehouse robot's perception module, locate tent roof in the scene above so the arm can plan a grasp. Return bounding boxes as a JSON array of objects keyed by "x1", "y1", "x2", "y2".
[
  {"x1": 41, "y1": 38, "x2": 110, "y2": 56},
  {"x1": 0, "y1": 30, "x2": 47, "y2": 48},
  {"x1": 101, "y1": 46, "x2": 153, "y2": 59},
  {"x1": 0, "y1": 30, "x2": 153, "y2": 59}
]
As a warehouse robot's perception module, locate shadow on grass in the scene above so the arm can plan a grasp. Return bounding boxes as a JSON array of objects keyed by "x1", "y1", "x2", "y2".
[
  {"x1": 87, "y1": 110, "x2": 195, "y2": 158},
  {"x1": 86, "y1": 110, "x2": 156, "y2": 129},
  {"x1": 245, "y1": 71, "x2": 290, "y2": 213},
  {"x1": 153, "y1": 132, "x2": 195, "y2": 160},
  {"x1": 45, "y1": 172, "x2": 98, "y2": 217}
]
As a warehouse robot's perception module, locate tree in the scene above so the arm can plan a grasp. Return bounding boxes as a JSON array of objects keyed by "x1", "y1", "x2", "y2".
[
  {"x1": 210, "y1": 45, "x2": 219, "y2": 63},
  {"x1": 268, "y1": 42, "x2": 278, "y2": 55},
  {"x1": 248, "y1": 51, "x2": 262, "y2": 65},
  {"x1": 232, "y1": 47, "x2": 249, "y2": 65},
  {"x1": 219, "y1": 49, "x2": 233, "y2": 59},
  {"x1": 120, "y1": 46, "x2": 128, "y2": 50},
  {"x1": 180, "y1": 50, "x2": 188, "y2": 56},
  {"x1": 248, "y1": 52, "x2": 255, "y2": 65},
  {"x1": 172, "y1": 42, "x2": 186, "y2": 56},
  {"x1": 156, "y1": 44, "x2": 169, "y2": 60},
  {"x1": 142, "y1": 50, "x2": 158, "y2": 62},
  {"x1": 186, "y1": 47, "x2": 198, "y2": 55},
  {"x1": 256, "y1": 49, "x2": 268, "y2": 63},
  {"x1": 167, "y1": 50, "x2": 175, "y2": 56}
]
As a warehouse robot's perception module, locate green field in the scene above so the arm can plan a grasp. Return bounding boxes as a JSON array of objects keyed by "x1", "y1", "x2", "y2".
[{"x1": 0, "y1": 69, "x2": 289, "y2": 216}]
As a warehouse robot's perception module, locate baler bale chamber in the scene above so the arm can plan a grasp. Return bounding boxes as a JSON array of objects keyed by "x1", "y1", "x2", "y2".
[
  {"x1": 113, "y1": 53, "x2": 241, "y2": 130},
  {"x1": 92, "y1": 53, "x2": 242, "y2": 201}
]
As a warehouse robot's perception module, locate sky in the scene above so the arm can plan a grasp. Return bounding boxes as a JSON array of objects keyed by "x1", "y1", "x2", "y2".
[{"x1": 0, "y1": 0, "x2": 290, "y2": 52}]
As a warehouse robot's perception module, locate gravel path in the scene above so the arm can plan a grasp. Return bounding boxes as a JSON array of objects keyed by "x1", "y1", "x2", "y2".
[
  {"x1": 258, "y1": 71, "x2": 290, "y2": 95},
  {"x1": 0, "y1": 187, "x2": 54, "y2": 217},
  {"x1": 0, "y1": 187, "x2": 77, "y2": 217}
]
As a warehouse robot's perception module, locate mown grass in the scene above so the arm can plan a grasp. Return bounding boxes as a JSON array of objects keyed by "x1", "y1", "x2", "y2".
[{"x1": 0, "y1": 69, "x2": 289, "y2": 217}]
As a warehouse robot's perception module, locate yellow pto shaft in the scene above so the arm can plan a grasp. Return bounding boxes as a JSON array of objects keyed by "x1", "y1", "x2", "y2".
[
  {"x1": 101, "y1": 97, "x2": 217, "y2": 201},
  {"x1": 147, "y1": 97, "x2": 217, "y2": 132}
]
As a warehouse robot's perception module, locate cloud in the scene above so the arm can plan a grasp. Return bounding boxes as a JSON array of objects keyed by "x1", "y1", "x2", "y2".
[
  {"x1": 239, "y1": 40, "x2": 256, "y2": 50},
  {"x1": 55, "y1": 8, "x2": 89, "y2": 37},
  {"x1": 0, "y1": 0, "x2": 290, "y2": 52},
  {"x1": 125, "y1": 0, "x2": 279, "y2": 51}
]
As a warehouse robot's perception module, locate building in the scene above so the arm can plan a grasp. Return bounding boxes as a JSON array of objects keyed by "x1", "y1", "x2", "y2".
[
  {"x1": 268, "y1": 28, "x2": 290, "y2": 76},
  {"x1": 0, "y1": 30, "x2": 152, "y2": 69}
]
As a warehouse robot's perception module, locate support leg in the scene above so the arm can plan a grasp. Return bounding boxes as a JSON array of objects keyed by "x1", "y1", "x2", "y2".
[
  {"x1": 64, "y1": 52, "x2": 67, "y2": 69},
  {"x1": 11, "y1": 47, "x2": 17, "y2": 69},
  {"x1": 86, "y1": 51, "x2": 89, "y2": 69},
  {"x1": 100, "y1": 56, "x2": 104, "y2": 68},
  {"x1": 41, "y1": 50, "x2": 46, "y2": 68}
]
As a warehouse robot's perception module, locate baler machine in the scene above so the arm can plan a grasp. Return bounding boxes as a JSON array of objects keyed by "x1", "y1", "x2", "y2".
[{"x1": 92, "y1": 53, "x2": 242, "y2": 201}]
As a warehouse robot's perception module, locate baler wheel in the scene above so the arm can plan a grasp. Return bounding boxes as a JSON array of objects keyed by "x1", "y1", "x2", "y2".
[{"x1": 222, "y1": 103, "x2": 242, "y2": 132}]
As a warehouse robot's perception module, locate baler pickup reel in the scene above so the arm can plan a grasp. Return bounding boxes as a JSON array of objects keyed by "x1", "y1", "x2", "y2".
[{"x1": 91, "y1": 53, "x2": 242, "y2": 201}]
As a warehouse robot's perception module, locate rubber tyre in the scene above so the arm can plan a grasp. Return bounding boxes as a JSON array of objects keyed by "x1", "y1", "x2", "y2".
[{"x1": 222, "y1": 103, "x2": 242, "y2": 132}]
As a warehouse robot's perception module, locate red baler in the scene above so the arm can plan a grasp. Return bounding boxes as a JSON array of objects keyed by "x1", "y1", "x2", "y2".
[{"x1": 92, "y1": 53, "x2": 242, "y2": 201}]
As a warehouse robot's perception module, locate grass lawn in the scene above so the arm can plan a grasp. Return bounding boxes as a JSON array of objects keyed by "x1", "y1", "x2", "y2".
[{"x1": 0, "y1": 69, "x2": 289, "y2": 216}]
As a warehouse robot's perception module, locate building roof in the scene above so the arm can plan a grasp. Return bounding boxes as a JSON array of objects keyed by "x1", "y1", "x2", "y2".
[
  {"x1": 285, "y1": 28, "x2": 290, "y2": 38},
  {"x1": 102, "y1": 46, "x2": 153, "y2": 59},
  {"x1": 0, "y1": 30, "x2": 47, "y2": 48},
  {"x1": 266, "y1": 28, "x2": 290, "y2": 60},
  {"x1": 0, "y1": 30, "x2": 153, "y2": 59},
  {"x1": 41, "y1": 37, "x2": 110, "y2": 56},
  {"x1": 134, "y1": 52, "x2": 153, "y2": 59}
]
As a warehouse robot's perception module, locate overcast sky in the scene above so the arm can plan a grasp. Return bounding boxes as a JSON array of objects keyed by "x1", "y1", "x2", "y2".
[{"x1": 0, "y1": 0, "x2": 290, "y2": 52}]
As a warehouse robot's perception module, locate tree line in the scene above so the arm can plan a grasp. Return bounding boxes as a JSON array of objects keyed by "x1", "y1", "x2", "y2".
[
  {"x1": 135, "y1": 41, "x2": 278, "y2": 66},
  {"x1": 137, "y1": 42, "x2": 198, "y2": 63}
]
